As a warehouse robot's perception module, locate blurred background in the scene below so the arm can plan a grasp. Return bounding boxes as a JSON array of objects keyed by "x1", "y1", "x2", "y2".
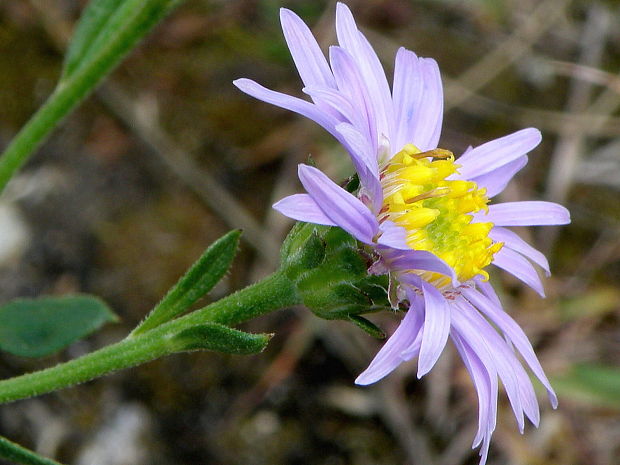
[{"x1": 0, "y1": 0, "x2": 619, "y2": 464}]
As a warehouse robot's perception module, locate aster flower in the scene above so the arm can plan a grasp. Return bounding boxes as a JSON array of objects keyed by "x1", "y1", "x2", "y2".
[{"x1": 234, "y1": 3, "x2": 570, "y2": 463}]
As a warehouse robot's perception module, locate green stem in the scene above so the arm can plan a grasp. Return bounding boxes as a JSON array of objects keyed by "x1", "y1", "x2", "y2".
[
  {"x1": 0, "y1": 271, "x2": 299, "y2": 404},
  {"x1": 0, "y1": 436, "x2": 64, "y2": 465},
  {"x1": 0, "y1": 0, "x2": 180, "y2": 194},
  {"x1": 172, "y1": 270, "x2": 299, "y2": 328}
]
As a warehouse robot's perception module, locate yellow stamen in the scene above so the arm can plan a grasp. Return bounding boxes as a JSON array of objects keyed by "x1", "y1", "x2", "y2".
[{"x1": 381, "y1": 145, "x2": 503, "y2": 288}]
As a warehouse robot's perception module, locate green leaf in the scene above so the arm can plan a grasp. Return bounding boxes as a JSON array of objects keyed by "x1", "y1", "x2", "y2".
[
  {"x1": 348, "y1": 315, "x2": 385, "y2": 339},
  {"x1": 0, "y1": 0, "x2": 185, "y2": 194},
  {"x1": 169, "y1": 323, "x2": 272, "y2": 355},
  {"x1": 551, "y1": 363, "x2": 620, "y2": 410},
  {"x1": 0, "y1": 435, "x2": 64, "y2": 465},
  {"x1": 61, "y1": 0, "x2": 182, "y2": 81},
  {"x1": 61, "y1": 0, "x2": 125, "y2": 79},
  {"x1": 132, "y1": 230, "x2": 242, "y2": 335},
  {"x1": 0, "y1": 295, "x2": 117, "y2": 358}
]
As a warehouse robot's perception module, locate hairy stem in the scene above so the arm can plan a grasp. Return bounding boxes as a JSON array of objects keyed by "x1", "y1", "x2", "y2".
[
  {"x1": 0, "y1": 271, "x2": 299, "y2": 404},
  {"x1": 0, "y1": 0, "x2": 181, "y2": 193}
]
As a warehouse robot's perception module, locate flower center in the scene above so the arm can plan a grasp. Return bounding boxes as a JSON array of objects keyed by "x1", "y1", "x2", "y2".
[{"x1": 379, "y1": 144, "x2": 502, "y2": 287}]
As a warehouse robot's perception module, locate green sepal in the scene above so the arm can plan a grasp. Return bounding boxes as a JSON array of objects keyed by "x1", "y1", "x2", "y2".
[
  {"x1": 298, "y1": 273, "x2": 390, "y2": 320},
  {"x1": 0, "y1": 295, "x2": 118, "y2": 358},
  {"x1": 343, "y1": 174, "x2": 360, "y2": 193},
  {"x1": 348, "y1": 315, "x2": 386, "y2": 339},
  {"x1": 132, "y1": 230, "x2": 242, "y2": 335},
  {"x1": 280, "y1": 223, "x2": 390, "y2": 321},
  {"x1": 280, "y1": 225, "x2": 326, "y2": 279},
  {"x1": 168, "y1": 323, "x2": 272, "y2": 355}
]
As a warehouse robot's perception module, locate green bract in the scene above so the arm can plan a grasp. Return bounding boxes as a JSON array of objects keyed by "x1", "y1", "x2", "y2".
[{"x1": 281, "y1": 222, "x2": 389, "y2": 337}]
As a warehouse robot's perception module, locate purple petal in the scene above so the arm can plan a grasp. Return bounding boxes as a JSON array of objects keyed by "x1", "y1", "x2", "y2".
[
  {"x1": 297, "y1": 89, "x2": 382, "y2": 207},
  {"x1": 489, "y1": 227, "x2": 550, "y2": 276},
  {"x1": 475, "y1": 201, "x2": 570, "y2": 226},
  {"x1": 492, "y1": 247, "x2": 545, "y2": 297},
  {"x1": 471, "y1": 156, "x2": 528, "y2": 198},
  {"x1": 376, "y1": 220, "x2": 409, "y2": 249},
  {"x1": 298, "y1": 164, "x2": 378, "y2": 244},
  {"x1": 234, "y1": 79, "x2": 369, "y2": 168},
  {"x1": 273, "y1": 193, "x2": 337, "y2": 226},
  {"x1": 460, "y1": 298, "x2": 541, "y2": 428},
  {"x1": 474, "y1": 277, "x2": 502, "y2": 308},
  {"x1": 451, "y1": 331, "x2": 497, "y2": 458},
  {"x1": 457, "y1": 128, "x2": 541, "y2": 180},
  {"x1": 303, "y1": 86, "x2": 361, "y2": 129},
  {"x1": 355, "y1": 301, "x2": 424, "y2": 385},
  {"x1": 452, "y1": 300, "x2": 527, "y2": 432},
  {"x1": 280, "y1": 9, "x2": 336, "y2": 90},
  {"x1": 388, "y1": 251, "x2": 458, "y2": 285},
  {"x1": 399, "y1": 292, "x2": 425, "y2": 359},
  {"x1": 462, "y1": 287, "x2": 558, "y2": 408},
  {"x1": 410, "y1": 58, "x2": 443, "y2": 151},
  {"x1": 418, "y1": 280, "x2": 451, "y2": 377},
  {"x1": 233, "y1": 78, "x2": 338, "y2": 136},
  {"x1": 392, "y1": 48, "x2": 424, "y2": 154},
  {"x1": 329, "y1": 46, "x2": 378, "y2": 155},
  {"x1": 335, "y1": 3, "x2": 394, "y2": 143},
  {"x1": 334, "y1": 122, "x2": 378, "y2": 175},
  {"x1": 400, "y1": 275, "x2": 451, "y2": 378},
  {"x1": 335, "y1": 123, "x2": 383, "y2": 211}
]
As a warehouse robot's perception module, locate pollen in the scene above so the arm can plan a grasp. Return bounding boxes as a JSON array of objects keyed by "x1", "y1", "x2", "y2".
[{"x1": 379, "y1": 145, "x2": 503, "y2": 288}]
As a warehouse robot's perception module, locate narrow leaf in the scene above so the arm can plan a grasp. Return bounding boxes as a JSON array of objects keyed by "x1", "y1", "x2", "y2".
[
  {"x1": 61, "y1": 0, "x2": 182, "y2": 81},
  {"x1": 0, "y1": 0, "x2": 184, "y2": 194},
  {"x1": 0, "y1": 435, "x2": 64, "y2": 465},
  {"x1": 169, "y1": 323, "x2": 272, "y2": 355},
  {"x1": 61, "y1": 0, "x2": 124, "y2": 79},
  {"x1": 0, "y1": 295, "x2": 117, "y2": 358},
  {"x1": 132, "y1": 230, "x2": 241, "y2": 335}
]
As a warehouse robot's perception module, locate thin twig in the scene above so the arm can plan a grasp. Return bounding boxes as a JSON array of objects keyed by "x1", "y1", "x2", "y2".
[
  {"x1": 561, "y1": 228, "x2": 620, "y2": 294},
  {"x1": 542, "y1": 5, "x2": 609, "y2": 252},
  {"x1": 320, "y1": 324, "x2": 436, "y2": 465},
  {"x1": 549, "y1": 60, "x2": 620, "y2": 96},
  {"x1": 545, "y1": 5, "x2": 609, "y2": 203},
  {"x1": 442, "y1": 78, "x2": 620, "y2": 137},
  {"x1": 444, "y1": 0, "x2": 570, "y2": 112}
]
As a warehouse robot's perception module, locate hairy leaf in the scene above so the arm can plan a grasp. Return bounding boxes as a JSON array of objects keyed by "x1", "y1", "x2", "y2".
[
  {"x1": 132, "y1": 230, "x2": 241, "y2": 335},
  {"x1": 170, "y1": 323, "x2": 272, "y2": 355}
]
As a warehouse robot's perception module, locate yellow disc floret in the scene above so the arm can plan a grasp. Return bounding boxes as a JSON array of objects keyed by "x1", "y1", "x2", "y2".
[{"x1": 379, "y1": 144, "x2": 503, "y2": 288}]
